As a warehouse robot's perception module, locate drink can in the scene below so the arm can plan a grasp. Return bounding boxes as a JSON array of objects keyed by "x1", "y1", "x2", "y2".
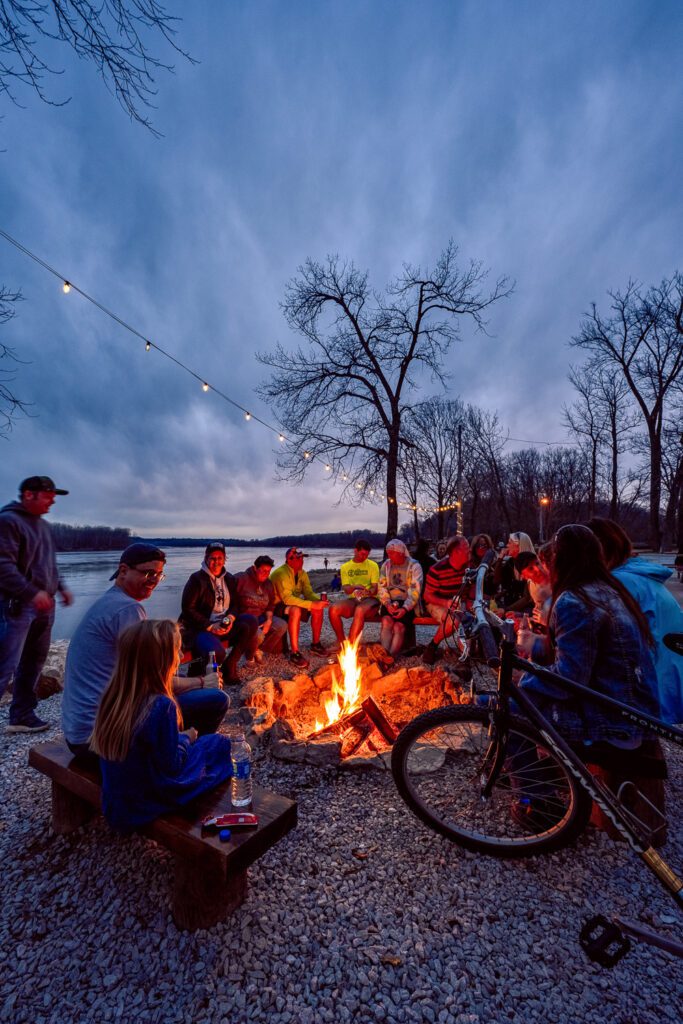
[{"x1": 321, "y1": 591, "x2": 327, "y2": 602}]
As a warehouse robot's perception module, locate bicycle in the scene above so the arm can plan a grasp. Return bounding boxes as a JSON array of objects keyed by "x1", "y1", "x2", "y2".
[{"x1": 392, "y1": 562, "x2": 683, "y2": 963}]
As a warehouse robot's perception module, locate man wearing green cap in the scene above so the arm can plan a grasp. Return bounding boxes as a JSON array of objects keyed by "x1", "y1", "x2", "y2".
[{"x1": 0, "y1": 476, "x2": 73, "y2": 733}]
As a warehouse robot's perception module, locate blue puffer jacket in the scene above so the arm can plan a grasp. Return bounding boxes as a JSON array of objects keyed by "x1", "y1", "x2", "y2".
[
  {"x1": 521, "y1": 582, "x2": 660, "y2": 744},
  {"x1": 612, "y1": 557, "x2": 683, "y2": 725}
]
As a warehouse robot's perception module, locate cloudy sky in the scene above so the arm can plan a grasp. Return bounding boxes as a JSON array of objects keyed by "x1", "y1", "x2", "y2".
[{"x1": 0, "y1": 0, "x2": 681, "y2": 538}]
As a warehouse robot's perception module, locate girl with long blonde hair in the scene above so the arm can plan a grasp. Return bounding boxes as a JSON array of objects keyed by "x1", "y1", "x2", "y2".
[{"x1": 92, "y1": 619, "x2": 232, "y2": 832}]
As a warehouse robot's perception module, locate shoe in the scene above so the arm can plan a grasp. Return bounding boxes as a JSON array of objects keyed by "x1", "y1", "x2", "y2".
[
  {"x1": 309, "y1": 642, "x2": 328, "y2": 656},
  {"x1": 289, "y1": 651, "x2": 310, "y2": 669},
  {"x1": 253, "y1": 649, "x2": 264, "y2": 664},
  {"x1": 422, "y1": 643, "x2": 442, "y2": 666},
  {"x1": 510, "y1": 798, "x2": 562, "y2": 834},
  {"x1": 6, "y1": 712, "x2": 50, "y2": 734}
]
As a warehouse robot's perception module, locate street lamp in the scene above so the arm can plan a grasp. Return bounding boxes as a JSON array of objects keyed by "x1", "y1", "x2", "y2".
[{"x1": 539, "y1": 497, "x2": 550, "y2": 543}]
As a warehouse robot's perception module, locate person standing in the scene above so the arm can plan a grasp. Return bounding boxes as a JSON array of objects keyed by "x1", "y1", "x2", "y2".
[{"x1": 0, "y1": 475, "x2": 73, "y2": 733}]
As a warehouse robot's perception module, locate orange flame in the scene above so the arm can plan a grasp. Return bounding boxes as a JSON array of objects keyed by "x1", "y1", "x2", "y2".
[{"x1": 313, "y1": 637, "x2": 363, "y2": 732}]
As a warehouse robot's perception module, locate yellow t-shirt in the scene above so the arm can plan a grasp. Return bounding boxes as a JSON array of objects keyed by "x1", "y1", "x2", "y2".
[{"x1": 340, "y1": 557, "x2": 380, "y2": 590}]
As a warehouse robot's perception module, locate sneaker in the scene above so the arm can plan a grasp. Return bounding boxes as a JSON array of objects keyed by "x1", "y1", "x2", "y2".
[
  {"x1": 422, "y1": 642, "x2": 442, "y2": 666},
  {"x1": 289, "y1": 651, "x2": 310, "y2": 669},
  {"x1": 309, "y1": 642, "x2": 328, "y2": 656},
  {"x1": 6, "y1": 712, "x2": 50, "y2": 734}
]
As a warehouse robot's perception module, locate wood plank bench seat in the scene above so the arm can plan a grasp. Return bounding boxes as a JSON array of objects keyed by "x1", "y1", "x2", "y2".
[{"x1": 28, "y1": 740, "x2": 297, "y2": 931}]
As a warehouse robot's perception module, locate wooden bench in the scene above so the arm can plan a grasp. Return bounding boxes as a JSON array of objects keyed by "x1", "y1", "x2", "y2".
[{"x1": 28, "y1": 741, "x2": 297, "y2": 931}]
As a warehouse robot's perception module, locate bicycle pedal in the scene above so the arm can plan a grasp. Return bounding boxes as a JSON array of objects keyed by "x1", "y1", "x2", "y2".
[{"x1": 580, "y1": 915, "x2": 631, "y2": 967}]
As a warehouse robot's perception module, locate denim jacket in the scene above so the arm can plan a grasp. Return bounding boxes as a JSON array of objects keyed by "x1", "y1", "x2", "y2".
[{"x1": 520, "y1": 582, "x2": 660, "y2": 743}]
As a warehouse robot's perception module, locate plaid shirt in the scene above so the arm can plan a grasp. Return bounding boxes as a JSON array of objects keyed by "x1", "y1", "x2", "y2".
[{"x1": 520, "y1": 582, "x2": 660, "y2": 743}]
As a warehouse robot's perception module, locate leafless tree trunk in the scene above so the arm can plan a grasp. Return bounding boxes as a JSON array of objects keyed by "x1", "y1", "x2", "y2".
[
  {"x1": 258, "y1": 245, "x2": 511, "y2": 541},
  {"x1": 571, "y1": 274, "x2": 683, "y2": 551}
]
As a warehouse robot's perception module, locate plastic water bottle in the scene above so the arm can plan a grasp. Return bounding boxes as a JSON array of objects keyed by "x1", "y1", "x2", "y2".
[{"x1": 231, "y1": 731, "x2": 253, "y2": 807}]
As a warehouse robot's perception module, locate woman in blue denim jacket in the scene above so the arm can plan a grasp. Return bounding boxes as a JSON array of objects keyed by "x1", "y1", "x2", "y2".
[{"x1": 517, "y1": 524, "x2": 659, "y2": 747}]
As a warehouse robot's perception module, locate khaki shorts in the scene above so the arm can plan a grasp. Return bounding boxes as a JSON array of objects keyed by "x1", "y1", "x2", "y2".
[{"x1": 426, "y1": 601, "x2": 456, "y2": 624}]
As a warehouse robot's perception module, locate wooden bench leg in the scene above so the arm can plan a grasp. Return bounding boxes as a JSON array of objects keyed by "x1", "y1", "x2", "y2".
[
  {"x1": 51, "y1": 780, "x2": 96, "y2": 834},
  {"x1": 172, "y1": 857, "x2": 248, "y2": 930}
]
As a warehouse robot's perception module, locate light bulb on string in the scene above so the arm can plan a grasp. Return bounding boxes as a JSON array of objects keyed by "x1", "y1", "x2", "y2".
[
  {"x1": 342, "y1": 474, "x2": 348, "y2": 481},
  {"x1": 245, "y1": 412, "x2": 252, "y2": 421},
  {"x1": 278, "y1": 434, "x2": 285, "y2": 443},
  {"x1": 324, "y1": 464, "x2": 331, "y2": 472},
  {"x1": 62, "y1": 281, "x2": 71, "y2": 294},
  {"x1": 202, "y1": 382, "x2": 209, "y2": 392},
  {"x1": 303, "y1": 451, "x2": 311, "y2": 460},
  {"x1": 145, "y1": 341, "x2": 151, "y2": 352}
]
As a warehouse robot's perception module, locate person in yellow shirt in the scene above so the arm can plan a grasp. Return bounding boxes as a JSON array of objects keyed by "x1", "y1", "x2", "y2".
[
  {"x1": 328, "y1": 539, "x2": 380, "y2": 648},
  {"x1": 270, "y1": 547, "x2": 329, "y2": 668}
]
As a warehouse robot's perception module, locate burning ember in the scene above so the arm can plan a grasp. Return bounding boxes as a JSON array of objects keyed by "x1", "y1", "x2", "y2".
[{"x1": 314, "y1": 638, "x2": 363, "y2": 733}]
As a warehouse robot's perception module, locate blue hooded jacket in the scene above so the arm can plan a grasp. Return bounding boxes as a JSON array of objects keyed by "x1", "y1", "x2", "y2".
[{"x1": 612, "y1": 557, "x2": 683, "y2": 724}]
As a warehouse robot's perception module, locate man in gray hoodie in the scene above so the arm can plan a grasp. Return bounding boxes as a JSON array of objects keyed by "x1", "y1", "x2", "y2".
[{"x1": 0, "y1": 476, "x2": 73, "y2": 732}]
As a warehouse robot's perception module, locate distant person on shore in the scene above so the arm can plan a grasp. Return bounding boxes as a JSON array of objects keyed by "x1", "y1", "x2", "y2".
[
  {"x1": 179, "y1": 542, "x2": 258, "y2": 685},
  {"x1": 324, "y1": 556, "x2": 329, "y2": 571},
  {"x1": 422, "y1": 535, "x2": 471, "y2": 665},
  {"x1": 91, "y1": 619, "x2": 232, "y2": 832},
  {"x1": 233, "y1": 555, "x2": 287, "y2": 662},
  {"x1": 62, "y1": 543, "x2": 228, "y2": 765},
  {"x1": 378, "y1": 539, "x2": 423, "y2": 657},
  {"x1": 585, "y1": 517, "x2": 683, "y2": 724},
  {"x1": 0, "y1": 475, "x2": 73, "y2": 734},
  {"x1": 328, "y1": 539, "x2": 380, "y2": 648},
  {"x1": 271, "y1": 547, "x2": 330, "y2": 669}
]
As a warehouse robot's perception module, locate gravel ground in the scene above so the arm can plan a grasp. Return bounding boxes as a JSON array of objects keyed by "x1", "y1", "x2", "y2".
[{"x1": 1, "y1": 623, "x2": 682, "y2": 1023}]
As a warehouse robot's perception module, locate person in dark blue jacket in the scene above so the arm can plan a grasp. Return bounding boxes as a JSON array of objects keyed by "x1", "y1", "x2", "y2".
[{"x1": 91, "y1": 618, "x2": 232, "y2": 833}]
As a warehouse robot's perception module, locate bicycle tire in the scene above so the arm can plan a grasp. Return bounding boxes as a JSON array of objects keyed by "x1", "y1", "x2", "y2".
[{"x1": 391, "y1": 704, "x2": 592, "y2": 857}]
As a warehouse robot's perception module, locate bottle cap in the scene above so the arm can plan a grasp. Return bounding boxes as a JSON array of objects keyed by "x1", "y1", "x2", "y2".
[{"x1": 219, "y1": 828, "x2": 232, "y2": 842}]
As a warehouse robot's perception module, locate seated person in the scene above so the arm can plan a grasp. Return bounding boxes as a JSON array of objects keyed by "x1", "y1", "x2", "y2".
[
  {"x1": 62, "y1": 543, "x2": 228, "y2": 767},
  {"x1": 91, "y1": 619, "x2": 232, "y2": 833},
  {"x1": 233, "y1": 555, "x2": 288, "y2": 663},
  {"x1": 270, "y1": 547, "x2": 330, "y2": 668},
  {"x1": 514, "y1": 525, "x2": 660, "y2": 831},
  {"x1": 328, "y1": 539, "x2": 380, "y2": 648},
  {"x1": 514, "y1": 552, "x2": 552, "y2": 628},
  {"x1": 329, "y1": 570, "x2": 342, "y2": 592},
  {"x1": 422, "y1": 535, "x2": 471, "y2": 665},
  {"x1": 495, "y1": 532, "x2": 535, "y2": 608},
  {"x1": 179, "y1": 542, "x2": 258, "y2": 685},
  {"x1": 378, "y1": 539, "x2": 423, "y2": 658}
]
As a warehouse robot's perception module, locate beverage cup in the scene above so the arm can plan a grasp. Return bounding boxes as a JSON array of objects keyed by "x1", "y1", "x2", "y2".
[{"x1": 321, "y1": 591, "x2": 327, "y2": 602}]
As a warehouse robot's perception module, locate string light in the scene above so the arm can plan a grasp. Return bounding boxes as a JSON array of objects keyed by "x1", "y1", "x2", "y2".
[
  {"x1": 245, "y1": 412, "x2": 252, "y2": 421},
  {"x1": 202, "y1": 382, "x2": 209, "y2": 392},
  {"x1": 62, "y1": 281, "x2": 71, "y2": 294},
  {"x1": 278, "y1": 433, "x2": 285, "y2": 442},
  {"x1": 145, "y1": 340, "x2": 151, "y2": 352},
  {"x1": 324, "y1": 464, "x2": 331, "y2": 471},
  {"x1": 303, "y1": 451, "x2": 311, "y2": 459}
]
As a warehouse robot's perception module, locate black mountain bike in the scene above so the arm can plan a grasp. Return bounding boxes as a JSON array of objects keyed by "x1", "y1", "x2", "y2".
[{"x1": 392, "y1": 564, "x2": 683, "y2": 962}]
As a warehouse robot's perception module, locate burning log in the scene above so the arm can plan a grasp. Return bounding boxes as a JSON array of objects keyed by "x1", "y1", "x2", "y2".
[
  {"x1": 309, "y1": 705, "x2": 367, "y2": 740},
  {"x1": 340, "y1": 722, "x2": 373, "y2": 758},
  {"x1": 361, "y1": 695, "x2": 399, "y2": 744}
]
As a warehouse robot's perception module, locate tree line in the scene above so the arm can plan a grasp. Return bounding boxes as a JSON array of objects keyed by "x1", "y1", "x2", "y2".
[
  {"x1": 259, "y1": 250, "x2": 682, "y2": 550},
  {"x1": 51, "y1": 524, "x2": 132, "y2": 552}
]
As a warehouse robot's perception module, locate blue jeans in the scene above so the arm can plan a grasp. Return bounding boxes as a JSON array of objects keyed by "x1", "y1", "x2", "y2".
[
  {"x1": 177, "y1": 688, "x2": 229, "y2": 736},
  {"x1": 0, "y1": 599, "x2": 54, "y2": 724}
]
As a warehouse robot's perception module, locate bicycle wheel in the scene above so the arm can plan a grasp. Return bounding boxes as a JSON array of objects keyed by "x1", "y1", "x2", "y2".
[{"x1": 392, "y1": 705, "x2": 592, "y2": 857}]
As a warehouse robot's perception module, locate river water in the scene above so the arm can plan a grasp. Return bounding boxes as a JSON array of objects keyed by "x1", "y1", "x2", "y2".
[{"x1": 53, "y1": 546, "x2": 382, "y2": 640}]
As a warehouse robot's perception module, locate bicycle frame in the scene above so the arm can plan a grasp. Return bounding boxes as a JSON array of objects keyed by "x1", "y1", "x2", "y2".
[{"x1": 467, "y1": 559, "x2": 683, "y2": 910}]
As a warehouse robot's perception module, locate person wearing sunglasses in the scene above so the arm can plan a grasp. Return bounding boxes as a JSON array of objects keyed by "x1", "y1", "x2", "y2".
[{"x1": 62, "y1": 543, "x2": 228, "y2": 765}]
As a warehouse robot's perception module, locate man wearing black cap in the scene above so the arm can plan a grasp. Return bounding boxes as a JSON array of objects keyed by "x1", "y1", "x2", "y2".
[
  {"x1": 0, "y1": 476, "x2": 73, "y2": 733},
  {"x1": 62, "y1": 542, "x2": 228, "y2": 761}
]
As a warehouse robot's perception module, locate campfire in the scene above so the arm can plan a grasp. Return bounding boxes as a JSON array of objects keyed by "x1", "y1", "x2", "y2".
[
  {"x1": 241, "y1": 639, "x2": 464, "y2": 767},
  {"x1": 309, "y1": 639, "x2": 399, "y2": 757}
]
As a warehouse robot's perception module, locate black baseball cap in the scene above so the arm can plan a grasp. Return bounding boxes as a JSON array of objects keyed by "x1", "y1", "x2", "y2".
[
  {"x1": 20, "y1": 475, "x2": 69, "y2": 496},
  {"x1": 205, "y1": 542, "x2": 226, "y2": 558},
  {"x1": 110, "y1": 542, "x2": 166, "y2": 580},
  {"x1": 285, "y1": 547, "x2": 307, "y2": 559}
]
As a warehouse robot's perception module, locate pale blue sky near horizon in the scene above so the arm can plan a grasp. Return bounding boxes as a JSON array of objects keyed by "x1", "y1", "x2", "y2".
[{"x1": 0, "y1": 1, "x2": 681, "y2": 537}]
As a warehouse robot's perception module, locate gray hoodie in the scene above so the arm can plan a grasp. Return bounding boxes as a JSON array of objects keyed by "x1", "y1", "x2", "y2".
[{"x1": 0, "y1": 500, "x2": 61, "y2": 601}]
